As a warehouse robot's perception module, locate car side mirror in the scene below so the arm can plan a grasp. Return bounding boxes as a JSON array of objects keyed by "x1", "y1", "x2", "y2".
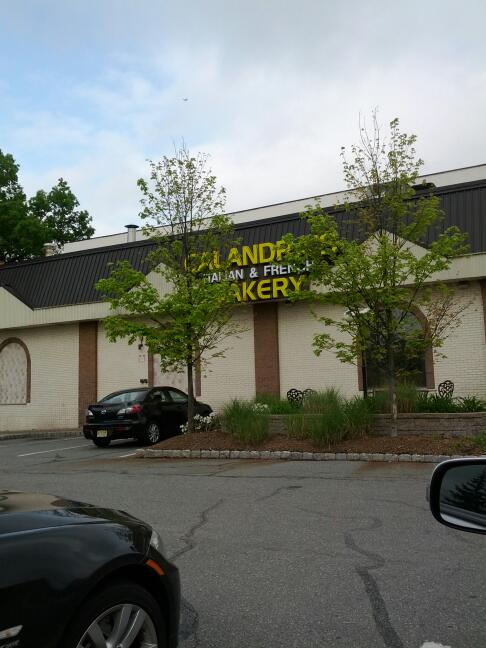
[{"x1": 429, "y1": 458, "x2": 486, "y2": 534}]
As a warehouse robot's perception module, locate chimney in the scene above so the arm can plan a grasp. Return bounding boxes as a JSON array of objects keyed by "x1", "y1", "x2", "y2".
[
  {"x1": 43, "y1": 242, "x2": 57, "y2": 257},
  {"x1": 125, "y1": 224, "x2": 138, "y2": 243}
]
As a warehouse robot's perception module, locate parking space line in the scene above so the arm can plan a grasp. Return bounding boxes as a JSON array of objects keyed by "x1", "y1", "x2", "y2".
[
  {"x1": 17, "y1": 444, "x2": 90, "y2": 457},
  {"x1": 117, "y1": 452, "x2": 138, "y2": 458}
]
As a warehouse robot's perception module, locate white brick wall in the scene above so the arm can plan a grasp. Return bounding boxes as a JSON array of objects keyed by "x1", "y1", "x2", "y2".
[
  {"x1": 97, "y1": 323, "x2": 149, "y2": 399},
  {"x1": 199, "y1": 307, "x2": 255, "y2": 411},
  {"x1": 0, "y1": 324, "x2": 79, "y2": 432},
  {"x1": 279, "y1": 302, "x2": 359, "y2": 398},
  {"x1": 433, "y1": 281, "x2": 486, "y2": 398}
]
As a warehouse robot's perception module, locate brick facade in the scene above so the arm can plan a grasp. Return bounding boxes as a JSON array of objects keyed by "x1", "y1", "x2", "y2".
[
  {"x1": 78, "y1": 321, "x2": 98, "y2": 425},
  {"x1": 253, "y1": 302, "x2": 280, "y2": 396}
]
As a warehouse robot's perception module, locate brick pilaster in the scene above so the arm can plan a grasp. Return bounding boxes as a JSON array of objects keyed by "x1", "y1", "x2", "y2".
[
  {"x1": 253, "y1": 302, "x2": 280, "y2": 396},
  {"x1": 78, "y1": 321, "x2": 98, "y2": 424},
  {"x1": 481, "y1": 280, "x2": 486, "y2": 344}
]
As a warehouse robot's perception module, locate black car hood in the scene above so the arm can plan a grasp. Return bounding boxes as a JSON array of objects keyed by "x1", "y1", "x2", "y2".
[{"x1": 0, "y1": 490, "x2": 148, "y2": 535}]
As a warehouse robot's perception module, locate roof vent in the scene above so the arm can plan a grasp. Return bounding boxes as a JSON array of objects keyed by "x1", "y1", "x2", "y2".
[
  {"x1": 125, "y1": 224, "x2": 138, "y2": 243},
  {"x1": 43, "y1": 242, "x2": 57, "y2": 257},
  {"x1": 412, "y1": 181, "x2": 436, "y2": 191}
]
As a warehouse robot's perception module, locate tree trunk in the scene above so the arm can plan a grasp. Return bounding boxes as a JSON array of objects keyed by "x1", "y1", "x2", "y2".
[
  {"x1": 387, "y1": 348, "x2": 398, "y2": 437},
  {"x1": 187, "y1": 361, "x2": 195, "y2": 434}
]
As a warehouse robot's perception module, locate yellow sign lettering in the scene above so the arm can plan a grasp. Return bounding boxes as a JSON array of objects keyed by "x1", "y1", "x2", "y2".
[
  {"x1": 257, "y1": 279, "x2": 272, "y2": 300},
  {"x1": 241, "y1": 281, "x2": 257, "y2": 301},
  {"x1": 228, "y1": 247, "x2": 242, "y2": 266},
  {"x1": 258, "y1": 242, "x2": 275, "y2": 263},
  {"x1": 272, "y1": 277, "x2": 289, "y2": 298},
  {"x1": 289, "y1": 275, "x2": 304, "y2": 292},
  {"x1": 241, "y1": 245, "x2": 258, "y2": 265}
]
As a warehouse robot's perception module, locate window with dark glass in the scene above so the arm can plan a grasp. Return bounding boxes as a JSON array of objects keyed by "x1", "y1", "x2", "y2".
[{"x1": 364, "y1": 310, "x2": 427, "y2": 389}]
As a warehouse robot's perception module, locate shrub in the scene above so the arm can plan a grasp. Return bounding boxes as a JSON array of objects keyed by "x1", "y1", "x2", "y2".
[
  {"x1": 416, "y1": 393, "x2": 459, "y2": 413},
  {"x1": 254, "y1": 393, "x2": 298, "y2": 414},
  {"x1": 457, "y1": 396, "x2": 486, "y2": 412},
  {"x1": 180, "y1": 412, "x2": 217, "y2": 434},
  {"x1": 220, "y1": 399, "x2": 269, "y2": 445}
]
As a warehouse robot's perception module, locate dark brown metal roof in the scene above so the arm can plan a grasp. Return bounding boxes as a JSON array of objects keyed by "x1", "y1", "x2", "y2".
[{"x1": 1, "y1": 179, "x2": 485, "y2": 309}]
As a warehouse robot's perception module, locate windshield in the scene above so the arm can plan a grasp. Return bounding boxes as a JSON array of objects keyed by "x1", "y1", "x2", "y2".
[{"x1": 99, "y1": 390, "x2": 147, "y2": 405}]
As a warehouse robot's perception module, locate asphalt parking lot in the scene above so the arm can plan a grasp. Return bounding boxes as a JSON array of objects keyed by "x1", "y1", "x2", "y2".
[{"x1": 1, "y1": 435, "x2": 485, "y2": 648}]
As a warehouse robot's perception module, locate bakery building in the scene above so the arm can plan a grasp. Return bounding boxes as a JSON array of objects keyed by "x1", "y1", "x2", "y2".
[{"x1": 1, "y1": 164, "x2": 486, "y2": 433}]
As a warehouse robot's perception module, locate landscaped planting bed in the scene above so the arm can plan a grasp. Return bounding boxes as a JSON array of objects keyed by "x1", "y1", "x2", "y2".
[{"x1": 152, "y1": 430, "x2": 486, "y2": 457}]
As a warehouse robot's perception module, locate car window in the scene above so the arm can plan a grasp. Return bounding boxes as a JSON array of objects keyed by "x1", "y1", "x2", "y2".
[
  {"x1": 167, "y1": 389, "x2": 188, "y2": 403},
  {"x1": 100, "y1": 390, "x2": 147, "y2": 405},
  {"x1": 148, "y1": 389, "x2": 169, "y2": 403}
]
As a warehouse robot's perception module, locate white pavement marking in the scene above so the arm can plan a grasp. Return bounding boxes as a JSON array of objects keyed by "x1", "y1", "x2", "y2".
[
  {"x1": 17, "y1": 445, "x2": 90, "y2": 457},
  {"x1": 117, "y1": 452, "x2": 138, "y2": 458},
  {"x1": 420, "y1": 643, "x2": 452, "y2": 647}
]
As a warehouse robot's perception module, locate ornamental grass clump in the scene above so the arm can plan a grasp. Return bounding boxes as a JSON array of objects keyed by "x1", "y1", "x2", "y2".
[
  {"x1": 286, "y1": 389, "x2": 372, "y2": 447},
  {"x1": 302, "y1": 387, "x2": 343, "y2": 414},
  {"x1": 220, "y1": 399, "x2": 269, "y2": 445},
  {"x1": 369, "y1": 383, "x2": 419, "y2": 414},
  {"x1": 344, "y1": 396, "x2": 374, "y2": 438},
  {"x1": 311, "y1": 406, "x2": 347, "y2": 447}
]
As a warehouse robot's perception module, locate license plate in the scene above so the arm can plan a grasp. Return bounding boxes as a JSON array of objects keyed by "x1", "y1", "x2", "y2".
[{"x1": 97, "y1": 430, "x2": 108, "y2": 438}]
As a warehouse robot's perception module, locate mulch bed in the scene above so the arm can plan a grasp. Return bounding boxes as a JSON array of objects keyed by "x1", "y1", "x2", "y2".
[{"x1": 153, "y1": 430, "x2": 486, "y2": 456}]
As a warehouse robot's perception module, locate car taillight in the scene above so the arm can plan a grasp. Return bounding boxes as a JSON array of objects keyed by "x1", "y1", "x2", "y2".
[{"x1": 117, "y1": 404, "x2": 142, "y2": 415}]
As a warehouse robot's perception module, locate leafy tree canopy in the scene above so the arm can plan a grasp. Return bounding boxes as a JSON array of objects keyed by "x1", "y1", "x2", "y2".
[
  {"x1": 97, "y1": 145, "x2": 242, "y2": 433},
  {"x1": 0, "y1": 149, "x2": 93, "y2": 262},
  {"x1": 283, "y1": 115, "x2": 469, "y2": 434}
]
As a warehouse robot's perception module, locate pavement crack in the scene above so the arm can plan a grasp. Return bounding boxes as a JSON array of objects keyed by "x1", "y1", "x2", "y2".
[
  {"x1": 344, "y1": 517, "x2": 404, "y2": 648},
  {"x1": 256, "y1": 484, "x2": 303, "y2": 502},
  {"x1": 170, "y1": 498, "x2": 224, "y2": 562}
]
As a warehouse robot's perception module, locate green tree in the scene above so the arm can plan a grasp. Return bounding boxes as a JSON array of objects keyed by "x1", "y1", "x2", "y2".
[
  {"x1": 29, "y1": 178, "x2": 94, "y2": 249},
  {"x1": 0, "y1": 150, "x2": 45, "y2": 262},
  {"x1": 284, "y1": 116, "x2": 468, "y2": 435},
  {"x1": 0, "y1": 149, "x2": 93, "y2": 262},
  {"x1": 97, "y1": 146, "x2": 242, "y2": 435}
]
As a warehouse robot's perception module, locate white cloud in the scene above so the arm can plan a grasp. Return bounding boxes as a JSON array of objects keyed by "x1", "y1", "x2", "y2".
[{"x1": 4, "y1": 0, "x2": 486, "y2": 235}]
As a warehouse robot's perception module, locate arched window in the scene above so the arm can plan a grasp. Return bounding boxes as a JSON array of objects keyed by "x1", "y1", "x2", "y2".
[
  {"x1": 363, "y1": 310, "x2": 434, "y2": 389},
  {"x1": 0, "y1": 338, "x2": 31, "y2": 404}
]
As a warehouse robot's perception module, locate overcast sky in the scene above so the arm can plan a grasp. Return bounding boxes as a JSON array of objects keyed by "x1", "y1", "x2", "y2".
[{"x1": 1, "y1": 1, "x2": 485, "y2": 235}]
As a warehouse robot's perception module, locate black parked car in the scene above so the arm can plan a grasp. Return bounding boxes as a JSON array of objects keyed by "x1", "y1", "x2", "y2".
[
  {"x1": 0, "y1": 490, "x2": 180, "y2": 648},
  {"x1": 83, "y1": 386, "x2": 212, "y2": 447}
]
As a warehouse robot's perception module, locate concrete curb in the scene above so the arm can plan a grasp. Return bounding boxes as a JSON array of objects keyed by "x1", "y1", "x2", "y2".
[
  {"x1": 0, "y1": 429, "x2": 83, "y2": 441},
  {"x1": 137, "y1": 448, "x2": 464, "y2": 463}
]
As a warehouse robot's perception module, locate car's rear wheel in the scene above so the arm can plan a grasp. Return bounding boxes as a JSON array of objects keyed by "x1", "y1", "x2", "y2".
[
  {"x1": 64, "y1": 580, "x2": 167, "y2": 648},
  {"x1": 92, "y1": 437, "x2": 111, "y2": 448},
  {"x1": 143, "y1": 421, "x2": 161, "y2": 445}
]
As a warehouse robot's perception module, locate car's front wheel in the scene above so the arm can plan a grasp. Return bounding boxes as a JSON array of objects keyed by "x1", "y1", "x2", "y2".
[
  {"x1": 64, "y1": 580, "x2": 167, "y2": 648},
  {"x1": 143, "y1": 421, "x2": 162, "y2": 445}
]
